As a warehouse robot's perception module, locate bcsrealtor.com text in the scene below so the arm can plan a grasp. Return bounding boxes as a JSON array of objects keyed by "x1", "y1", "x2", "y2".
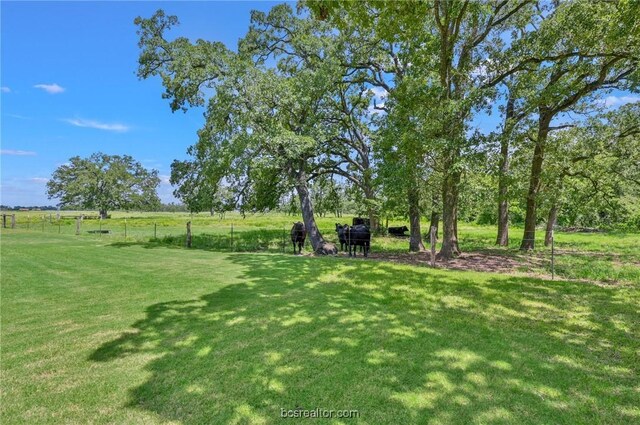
[{"x1": 281, "y1": 407, "x2": 360, "y2": 419}]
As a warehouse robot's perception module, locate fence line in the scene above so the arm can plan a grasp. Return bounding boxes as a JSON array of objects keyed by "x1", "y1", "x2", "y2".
[
  {"x1": 5, "y1": 217, "x2": 293, "y2": 253},
  {"x1": 5, "y1": 216, "x2": 628, "y2": 283}
]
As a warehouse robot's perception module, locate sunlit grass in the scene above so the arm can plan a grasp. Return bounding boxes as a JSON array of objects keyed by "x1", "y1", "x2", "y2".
[
  {"x1": 1, "y1": 232, "x2": 639, "y2": 424},
  {"x1": 2, "y1": 210, "x2": 638, "y2": 283}
]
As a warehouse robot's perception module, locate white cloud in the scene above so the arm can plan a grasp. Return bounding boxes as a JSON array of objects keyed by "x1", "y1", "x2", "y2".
[
  {"x1": 1, "y1": 86, "x2": 10, "y2": 93},
  {"x1": 34, "y1": 83, "x2": 65, "y2": 94},
  {"x1": 8, "y1": 114, "x2": 32, "y2": 120},
  {"x1": 64, "y1": 118, "x2": 129, "y2": 132},
  {"x1": 599, "y1": 95, "x2": 640, "y2": 108},
  {"x1": 367, "y1": 103, "x2": 386, "y2": 116},
  {"x1": 29, "y1": 177, "x2": 49, "y2": 183},
  {"x1": 471, "y1": 64, "x2": 488, "y2": 79},
  {"x1": 0, "y1": 149, "x2": 37, "y2": 156},
  {"x1": 368, "y1": 86, "x2": 387, "y2": 100},
  {"x1": 159, "y1": 174, "x2": 171, "y2": 184}
]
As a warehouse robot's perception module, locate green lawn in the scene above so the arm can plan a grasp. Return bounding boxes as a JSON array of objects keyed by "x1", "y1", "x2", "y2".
[
  {"x1": 5, "y1": 210, "x2": 638, "y2": 284},
  {"x1": 1, "y1": 231, "x2": 639, "y2": 424}
]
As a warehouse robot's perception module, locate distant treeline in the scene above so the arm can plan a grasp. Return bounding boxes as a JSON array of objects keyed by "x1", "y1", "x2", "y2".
[
  {"x1": 0, "y1": 205, "x2": 58, "y2": 211},
  {"x1": 0, "y1": 203, "x2": 190, "y2": 212}
]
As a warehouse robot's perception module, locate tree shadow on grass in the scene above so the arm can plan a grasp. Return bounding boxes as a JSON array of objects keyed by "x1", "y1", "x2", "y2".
[
  {"x1": 90, "y1": 253, "x2": 640, "y2": 424},
  {"x1": 105, "y1": 228, "x2": 415, "y2": 256},
  {"x1": 107, "y1": 229, "x2": 320, "y2": 254}
]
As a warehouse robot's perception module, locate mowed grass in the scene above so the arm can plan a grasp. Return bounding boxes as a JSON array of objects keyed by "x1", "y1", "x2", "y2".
[
  {"x1": 6, "y1": 210, "x2": 639, "y2": 283},
  {"x1": 1, "y1": 231, "x2": 639, "y2": 424}
]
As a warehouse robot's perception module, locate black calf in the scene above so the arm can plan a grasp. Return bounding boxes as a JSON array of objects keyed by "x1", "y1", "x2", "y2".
[
  {"x1": 345, "y1": 224, "x2": 371, "y2": 257},
  {"x1": 388, "y1": 225, "x2": 409, "y2": 236},
  {"x1": 290, "y1": 222, "x2": 306, "y2": 254}
]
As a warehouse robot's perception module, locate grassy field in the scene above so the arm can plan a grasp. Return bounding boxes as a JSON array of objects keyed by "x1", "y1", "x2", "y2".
[
  {"x1": 1, "y1": 230, "x2": 639, "y2": 424},
  {"x1": 3, "y1": 210, "x2": 639, "y2": 283}
]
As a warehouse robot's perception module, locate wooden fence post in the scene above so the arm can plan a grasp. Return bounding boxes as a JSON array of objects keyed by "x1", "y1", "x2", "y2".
[
  {"x1": 75, "y1": 217, "x2": 81, "y2": 235},
  {"x1": 430, "y1": 226, "x2": 437, "y2": 268},
  {"x1": 2, "y1": 214, "x2": 6, "y2": 229},
  {"x1": 154, "y1": 223, "x2": 157, "y2": 239},
  {"x1": 551, "y1": 230, "x2": 555, "y2": 280},
  {"x1": 186, "y1": 221, "x2": 192, "y2": 248},
  {"x1": 11, "y1": 214, "x2": 16, "y2": 229}
]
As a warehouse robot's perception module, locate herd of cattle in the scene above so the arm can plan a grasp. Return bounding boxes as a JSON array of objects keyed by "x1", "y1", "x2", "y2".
[{"x1": 290, "y1": 218, "x2": 409, "y2": 257}]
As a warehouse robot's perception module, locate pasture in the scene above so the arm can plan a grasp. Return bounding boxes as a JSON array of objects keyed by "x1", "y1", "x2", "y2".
[
  {"x1": 1, "y1": 221, "x2": 639, "y2": 424},
  {"x1": 5, "y1": 211, "x2": 640, "y2": 284}
]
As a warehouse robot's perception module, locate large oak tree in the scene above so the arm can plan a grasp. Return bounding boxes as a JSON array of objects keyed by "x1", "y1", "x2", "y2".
[{"x1": 46, "y1": 152, "x2": 161, "y2": 218}]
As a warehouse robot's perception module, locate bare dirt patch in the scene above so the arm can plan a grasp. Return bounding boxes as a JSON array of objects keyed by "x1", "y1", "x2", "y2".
[{"x1": 347, "y1": 249, "x2": 533, "y2": 275}]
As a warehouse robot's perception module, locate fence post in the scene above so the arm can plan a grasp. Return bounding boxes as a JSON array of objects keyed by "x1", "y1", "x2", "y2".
[
  {"x1": 2, "y1": 214, "x2": 6, "y2": 229},
  {"x1": 75, "y1": 217, "x2": 80, "y2": 235},
  {"x1": 154, "y1": 222, "x2": 157, "y2": 239},
  {"x1": 11, "y1": 214, "x2": 16, "y2": 229},
  {"x1": 124, "y1": 219, "x2": 127, "y2": 239},
  {"x1": 186, "y1": 221, "x2": 192, "y2": 248},
  {"x1": 430, "y1": 226, "x2": 437, "y2": 268},
  {"x1": 99, "y1": 218, "x2": 102, "y2": 236},
  {"x1": 551, "y1": 230, "x2": 555, "y2": 280}
]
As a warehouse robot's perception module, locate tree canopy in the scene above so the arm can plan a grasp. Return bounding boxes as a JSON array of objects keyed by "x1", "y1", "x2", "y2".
[
  {"x1": 135, "y1": 1, "x2": 640, "y2": 255},
  {"x1": 46, "y1": 153, "x2": 161, "y2": 218}
]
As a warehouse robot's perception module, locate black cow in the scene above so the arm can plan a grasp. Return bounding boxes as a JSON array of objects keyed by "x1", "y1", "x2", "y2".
[
  {"x1": 335, "y1": 223, "x2": 348, "y2": 251},
  {"x1": 345, "y1": 224, "x2": 371, "y2": 257},
  {"x1": 291, "y1": 222, "x2": 306, "y2": 254},
  {"x1": 352, "y1": 217, "x2": 371, "y2": 227},
  {"x1": 336, "y1": 223, "x2": 364, "y2": 253},
  {"x1": 388, "y1": 225, "x2": 409, "y2": 236}
]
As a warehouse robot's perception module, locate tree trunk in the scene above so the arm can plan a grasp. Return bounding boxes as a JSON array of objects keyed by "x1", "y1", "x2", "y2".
[
  {"x1": 99, "y1": 209, "x2": 108, "y2": 219},
  {"x1": 545, "y1": 204, "x2": 559, "y2": 247},
  {"x1": 520, "y1": 112, "x2": 552, "y2": 251},
  {"x1": 367, "y1": 211, "x2": 379, "y2": 233},
  {"x1": 408, "y1": 183, "x2": 425, "y2": 252},
  {"x1": 496, "y1": 95, "x2": 514, "y2": 247},
  {"x1": 426, "y1": 192, "x2": 439, "y2": 243},
  {"x1": 438, "y1": 163, "x2": 461, "y2": 259},
  {"x1": 360, "y1": 170, "x2": 379, "y2": 232},
  {"x1": 426, "y1": 210, "x2": 439, "y2": 242},
  {"x1": 295, "y1": 174, "x2": 337, "y2": 255},
  {"x1": 363, "y1": 186, "x2": 379, "y2": 232},
  {"x1": 496, "y1": 197, "x2": 509, "y2": 246}
]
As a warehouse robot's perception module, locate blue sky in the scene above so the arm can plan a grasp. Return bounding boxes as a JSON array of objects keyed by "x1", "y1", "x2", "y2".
[
  {"x1": 1, "y1": 1, "x2": 285, "y2": 206},
  {"x1": 2, "y1": 2, "x2": 638, "y2": 207}
]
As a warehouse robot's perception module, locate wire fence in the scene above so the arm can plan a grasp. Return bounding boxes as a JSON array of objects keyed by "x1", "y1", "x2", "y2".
[
  {"x1": 0, "y1": 213, "x2": 313, "y2": 254},
  {"x1": 2, "y1": 213, "x2": 638, "y2": 284}
]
